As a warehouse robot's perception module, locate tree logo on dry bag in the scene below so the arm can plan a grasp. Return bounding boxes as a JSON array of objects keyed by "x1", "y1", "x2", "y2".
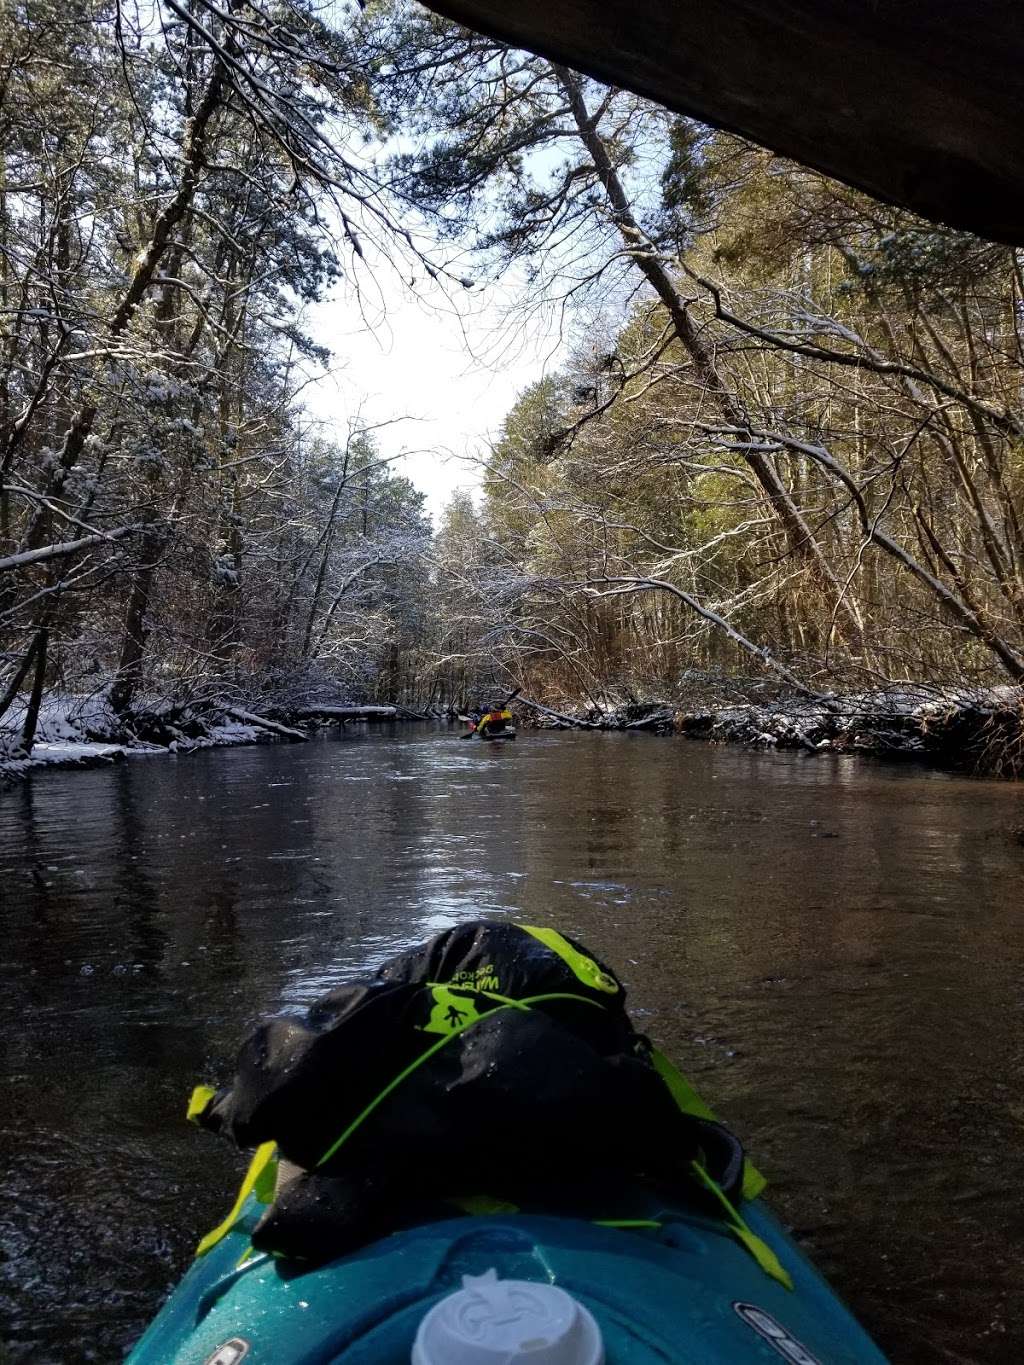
[
  {"x1": 733, "y1": 1304, "x2": 821, "y2": 1364},
  {"x1": 423, "y1": 985, "x2": 483, "y2": 1035},
  {"x1": 203, "y1": 1339, "x2": 250, "y2": 1365}
]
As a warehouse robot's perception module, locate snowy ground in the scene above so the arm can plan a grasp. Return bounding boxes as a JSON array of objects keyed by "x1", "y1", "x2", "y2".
[
  {"x1": 528, "y1": 685, "x2": 1024, "y2": 775},
  {"x1": 5, "y1": 685, "x2": 1022, "y2": 780},
  {"x1": 0, "y1": 689, "x2": 419, "y2": 782},
  {"x1": 0, "y1": 694, "x2": 279, "y2": 782}
]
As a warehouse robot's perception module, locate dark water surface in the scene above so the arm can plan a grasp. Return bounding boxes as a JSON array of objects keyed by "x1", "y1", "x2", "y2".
[{"x1": 1, "y1": 728, "x2": 1022, "y2": 1364}]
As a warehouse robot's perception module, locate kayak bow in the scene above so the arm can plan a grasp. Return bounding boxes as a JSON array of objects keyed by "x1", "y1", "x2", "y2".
[{"x1": 128, "y1": 1176, "x2": 888, "y2": 1363}]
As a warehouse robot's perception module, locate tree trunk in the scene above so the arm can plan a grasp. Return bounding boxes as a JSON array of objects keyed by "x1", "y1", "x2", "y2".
[
  {"x1": 553, "y1": 65, "x2": 866, "y2": 653},
  {"x1": 109, "y1": 530, "x2": 161, "y2": 713},
  {"x1": 19, "y1": 625, "x2": 48, "y2": 755},
  {"x1": 0, "y1": 630, "x2": 41, "y2": 725}
]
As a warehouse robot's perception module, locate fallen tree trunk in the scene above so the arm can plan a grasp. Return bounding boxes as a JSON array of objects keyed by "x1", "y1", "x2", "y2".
[
  {"x1": 624, "y1": 708, "x2": 677, "y2": 732},
  {"x1": 295, "y1": 705, "x2": 399, "y2": 722},
  {"x1": 224, "y1": 707, "x2": 308, "y2": 741},
  {"x1": 516, "y1": 697, "x2": 603, "y2": 728}
]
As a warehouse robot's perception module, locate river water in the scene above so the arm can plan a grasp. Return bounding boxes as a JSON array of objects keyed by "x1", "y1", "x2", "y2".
[{"x1": 1, "y1": 727, "x2": 1022, "y2": 1363}]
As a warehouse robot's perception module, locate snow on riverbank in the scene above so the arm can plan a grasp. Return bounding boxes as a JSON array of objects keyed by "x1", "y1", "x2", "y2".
[
  {"x1": 0, "y1": 692, "x2": 413, "y2": 782},
  {"x1": 526, "y1": 686, "x2": 1024, "y2": 776},
  {"x1": 0, "y1": 740, "x2": 129, "y2": 778},
  {"x1": 679, "y1": 687, "x2": 1024, "y2": 769},
  {"x1": 6, "y1": 686, "x2": 1022, "y2": 780}
]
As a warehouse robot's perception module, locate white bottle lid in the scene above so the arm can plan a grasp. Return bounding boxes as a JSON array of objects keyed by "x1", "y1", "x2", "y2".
[{"x1": 412, "y1": 1269, "x2": 604, "y2": 1365}]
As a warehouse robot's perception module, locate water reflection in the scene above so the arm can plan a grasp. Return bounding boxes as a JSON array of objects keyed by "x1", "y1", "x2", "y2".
[{"x1": 1, "y1": 729, "x2": 1022, "y2": 1363}]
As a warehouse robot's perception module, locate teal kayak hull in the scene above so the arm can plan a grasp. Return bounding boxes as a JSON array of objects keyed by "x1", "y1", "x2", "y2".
[{"x1": 127, "y1": 1192, "x2": 889, "y2": 1363}]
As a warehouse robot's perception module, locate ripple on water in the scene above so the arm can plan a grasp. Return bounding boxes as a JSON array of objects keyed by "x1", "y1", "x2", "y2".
[{"x1": 1, "y1": 730, "x2": 1023, "y2": 1363}]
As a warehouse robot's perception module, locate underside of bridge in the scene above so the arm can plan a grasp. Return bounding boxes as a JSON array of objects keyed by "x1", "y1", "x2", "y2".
[{"x1": 424, "y1": 0, "x2": 1024, "y2": 246}]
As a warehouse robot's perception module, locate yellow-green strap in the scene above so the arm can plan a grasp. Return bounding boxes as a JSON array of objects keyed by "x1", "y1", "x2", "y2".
[
  {"x1": 440, "y1": 985, "x2": 530, "y2": 1010},
  {"x1": 187, "y1": 1084, "x2": 216, "y2": 1123},
  {"x1": 517, "y1": 925, "x2": 620, "y2": 994},
  {"x1": 315, "y1": 991, "x2": 603, "y2": 1168},
  {"x1": 191, "y1": 989, "x2": 599, "y2": 1259},
  {"x1": 650, "y1": 1047, "x2": 767, "y2": 1201},
  {"x1": 649, "y1": 1047, "x2": 718, "y2": 1121},
  {"x1": 195, "y1": 1140, "x2": 278, "y2": 1258},
  {"x1": 691, "y1": 1160, "x2": 793, "y2": 1291}
]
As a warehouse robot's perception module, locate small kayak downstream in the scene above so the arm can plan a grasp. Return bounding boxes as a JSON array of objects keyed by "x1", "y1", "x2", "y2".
[
  {"x1": 460, "y1": 696, "x2": 519, "y2": 742},
  {"x1": 478, "y1": 726, "x2": 517, "y2": 742},
  {"x1": 127, "y1": 1180, "x2": 888, "y2": 1363}
]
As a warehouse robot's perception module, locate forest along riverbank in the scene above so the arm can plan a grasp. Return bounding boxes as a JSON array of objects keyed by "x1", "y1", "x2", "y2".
[
  {"x1": 0, "y1": 690, "x2": 429, "y2": 782},
  {"x1": 522, "y1": 685, "x2": 1024, "y2": 777},
  {"x1": 5, "y1": 682, "x2": 1024, "y2": 783},
  {"x1": 1, "y1": 730, "x2": 1022, "y2": 1365}
]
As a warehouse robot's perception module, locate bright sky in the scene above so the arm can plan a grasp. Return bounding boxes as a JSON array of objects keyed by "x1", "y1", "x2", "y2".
[{"x1": 304, "y1": 267, "x2": 566, "y2": 526}]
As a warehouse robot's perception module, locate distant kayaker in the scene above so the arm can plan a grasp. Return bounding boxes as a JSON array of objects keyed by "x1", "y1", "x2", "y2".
[
  {"x1": 472, "y1": 702, "x2": 512, "y2": 738},
  {"x1": 468, "y1": 687, "x2": 520, "y2": 737}
]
